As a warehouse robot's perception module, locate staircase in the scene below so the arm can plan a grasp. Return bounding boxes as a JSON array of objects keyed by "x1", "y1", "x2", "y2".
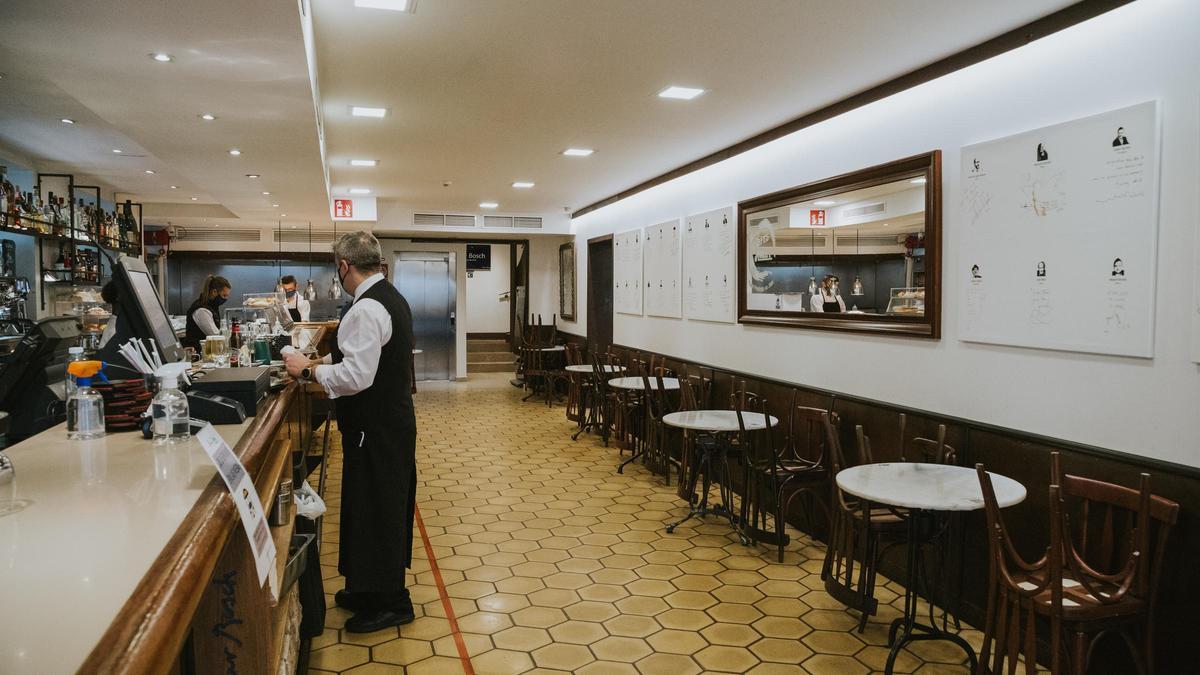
[{"x1": 467, "y1": 337, "x2": 516, "y2": 374}]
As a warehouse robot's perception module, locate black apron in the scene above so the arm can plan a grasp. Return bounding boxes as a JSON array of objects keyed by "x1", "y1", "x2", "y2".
[
  {"x1": 288, "y1": 306, "x2": 302, "y2": 322},
  {"x1": 331, "y1": 279, "x2": 417, "y2": 593},
  {"x1": 822, "y1": 293, "x2": 841, "y2": 313}
]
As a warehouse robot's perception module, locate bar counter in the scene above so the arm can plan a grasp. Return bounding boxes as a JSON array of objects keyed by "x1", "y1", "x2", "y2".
[{"x1": 0, "y1": 323, "x2": 336, "y2": 674}]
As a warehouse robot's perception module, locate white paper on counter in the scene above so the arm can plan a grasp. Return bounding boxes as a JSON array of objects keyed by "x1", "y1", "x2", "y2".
[{"x1": 196, "y1": 424, "x2": 276, "y2": 587}]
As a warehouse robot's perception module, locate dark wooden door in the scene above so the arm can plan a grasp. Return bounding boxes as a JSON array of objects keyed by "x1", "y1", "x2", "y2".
[{"x1": 587, "y1": 237, "x2": 613, "y2": 349}]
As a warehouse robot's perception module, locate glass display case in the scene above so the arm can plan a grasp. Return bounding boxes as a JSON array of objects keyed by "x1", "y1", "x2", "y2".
[{"x1": 885, "y1": 287, "x2": 926, "y2": 315}]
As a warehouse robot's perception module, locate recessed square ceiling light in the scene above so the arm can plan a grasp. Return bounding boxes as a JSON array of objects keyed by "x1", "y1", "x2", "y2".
[
  {"x1": 512, "y1": 181, "x2": 535, "y2": 189},
  {"x1": 145, "y1": 170, "x2": 156, "y2": 174},
  {"x1": 350, "y1": 159, "x2": 378, "y2": 167},
  {"x1": 150, "y1": 53, "x2": 173, "y2": 62},
  {"x1": 60, "y1": 118, "x2": 75, "y2": 125},
  {"x1": 246, "y1": 174, "x2": 260, "y2": 179},
  {"x1": 349, "y1": 188, "x2": 371, "y2": 194},
  {"x1": 272, "y1": 203, "x2": 279, "y2": 207},
  {"x1": 261, "y1": 191, "x2": 271, "y2": 196},
  {"x1": 112, "y1": 149, "x2": 122, "y2": 154},
  {"x1": 910, "y1": 177, "x2": 928, "y2": 184},
  {"x1": 562, "y1": 148, "x2": 594, "y2": 157},
  {"x1": 479, "y1": 202, "x2": 499, "y2": 209},
  {"x1": 199, "y1": 113, "x2": 216, "y2": 121},
  {"x1": 657, "y1": 86, "x2": 705, "y2": 100},
  {"x1": 813, "y1": 200, "x2": 837, "y2": 206},
  {"x1": 350, "y1": 106, "x2": 388, "y2": 118},
  {"x1": 228, "y1": 149, "x2": 241, "y2": 156},
  {"x1": 170, "y1": 185, "x2": 178, "y2": 189},
  {"x1": 190, "y1": 197, "x2": 198, "y2": 201},
  {"x1": 354, "y1": 0, "x2": 416, "y2": 12}
]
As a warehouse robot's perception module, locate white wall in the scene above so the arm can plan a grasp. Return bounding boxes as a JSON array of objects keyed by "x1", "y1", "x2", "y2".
[
  {"x1": 528, "y1": 236, "x2": 571, "y2": 325},
  {"x1": 465, "y1": 244, "x2": 511, "y2": 334},
  {"x1": 570, "y1": 0, "x2": 1200, "y2": 468},
  {"x1": 379, "y1": 239, "x2": 469, "y2": 380}
]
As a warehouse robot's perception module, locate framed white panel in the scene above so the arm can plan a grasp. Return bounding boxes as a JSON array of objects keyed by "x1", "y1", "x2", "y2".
[
  {"x1": 958, "y1": 101, "x2": 1160, "y2": 358},
  {"x1": 682, "y1": 206, "x2": 736, "y2": 323},
  {"x1": 642, "y1": 219, "x2": 682, "y2": 318},
  {"x1": 613, "y1": 228, "x2": 643, "y2": 315}
]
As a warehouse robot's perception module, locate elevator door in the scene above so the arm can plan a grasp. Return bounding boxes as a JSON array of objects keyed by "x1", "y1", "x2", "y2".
[{"x1": 395, "y1": 253, "x2": 455, "y2": 381}]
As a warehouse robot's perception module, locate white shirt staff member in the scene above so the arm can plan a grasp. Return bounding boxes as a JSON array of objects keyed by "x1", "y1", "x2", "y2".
[
  {"x1": 279, "y1": 274, "x2": 311, "y2": 322},
  {"x1": 283, "y1": 231, "x2": 417, "y2": 634},
  {"x1": 810, "y1": 275, "x2": 847, "y2": 313}
]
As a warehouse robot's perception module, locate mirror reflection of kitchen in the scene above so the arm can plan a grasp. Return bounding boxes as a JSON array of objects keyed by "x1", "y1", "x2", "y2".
[{"x1": 746, "y1": 175, "x2": 926, "y2": 316}]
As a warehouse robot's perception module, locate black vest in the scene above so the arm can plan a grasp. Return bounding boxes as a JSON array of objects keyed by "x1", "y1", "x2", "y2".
[
  {"x1": 183, "y1": 299, "x2": 221, "y2": 351},
  {"x1": 333, "y1": 279, "x2": 416, "y2": 431}
]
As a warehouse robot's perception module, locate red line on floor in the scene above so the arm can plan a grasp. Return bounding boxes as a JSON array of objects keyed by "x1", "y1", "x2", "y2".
[{"x1": 414, "y1": 503, "x2": 475, "y2": 675}]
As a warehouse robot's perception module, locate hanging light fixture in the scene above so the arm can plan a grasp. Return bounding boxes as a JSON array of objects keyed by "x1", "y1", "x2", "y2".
[
  {"x1": 807, "y1": 226, "x2": 817, "y2": 296},
  {"x1": 851, "y1": 229, "x2": 865, "y2": 296},
  {"x1": 303, "y1": 221, "x2": 318, "y2": 300},
  {"x1": 328, "y1": 219, "x2": 343, "y2": 300}
]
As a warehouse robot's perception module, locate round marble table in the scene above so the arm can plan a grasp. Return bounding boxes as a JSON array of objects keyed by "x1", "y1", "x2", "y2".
[
  {"x1": 836, "y1": 463, "x2": 1026, "y2": 673},
  {"x1": 565, "y1": 364, "x2": 625, "y2": 374},
  {"x1": 607, "y1": 376, "x2": 680, "y2": 391},
  {"x1": 537, "y1": 345, "x2": 565, "y2": 352},
  {"x1": 663, "y1": 410, "x2": 777, "y2": 432}
]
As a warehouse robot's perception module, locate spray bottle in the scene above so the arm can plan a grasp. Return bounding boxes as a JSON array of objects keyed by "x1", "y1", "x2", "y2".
[
  {"x1": 151, "y1": 362, "x2": 191, "y2": 444},
  {"x1": 66, "y1": 360, "x2": 107, "y2": 440}
]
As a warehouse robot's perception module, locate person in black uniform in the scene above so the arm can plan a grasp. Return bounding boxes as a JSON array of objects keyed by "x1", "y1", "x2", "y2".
[
  {"x1": 283, "y1": 231, "x2": 417, "y2": 633},
  {"x1": 182, "y1": 275, "x2": 231, "y2": 351}
]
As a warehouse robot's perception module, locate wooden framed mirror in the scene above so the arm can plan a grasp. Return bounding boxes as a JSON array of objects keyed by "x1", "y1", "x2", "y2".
[
  {"x1": 737, "y1": 151, "x2": 941, "y2": 338},
  {"x1": 559, "y1": 241, "x2": 576, "y2": 321}
]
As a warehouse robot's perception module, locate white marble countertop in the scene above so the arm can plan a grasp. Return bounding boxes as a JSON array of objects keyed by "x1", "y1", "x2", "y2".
[
  {"x1": 608, "y1": 376, "x2": 681, "y2": 390},
  {"x1": 663, "y1": 410, "x2": 777, "y2": 432},
  {"x1": 565, "y1": 364, "x2": 626, "y2": 373},
  {"x1": 836, "y1": 462, "x2": 1026, "y2": 511},
  {"x1": 0, "y1": 421, "x2": 251, "y2": 674}
]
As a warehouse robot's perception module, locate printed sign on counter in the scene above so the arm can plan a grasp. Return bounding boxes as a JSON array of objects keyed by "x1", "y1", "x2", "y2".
[{"x1": 197, "y1": 424, "x2": 276, "y2": 587}]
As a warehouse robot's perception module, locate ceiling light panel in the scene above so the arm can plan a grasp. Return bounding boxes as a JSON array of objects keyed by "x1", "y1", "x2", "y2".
[
  {"x1": 479, "y1": 202, "x2": 499, "y2": 209},
  {"x1": 228, "y1": 149, "x2": 241, "y2": 156},
  {"x1": 348, "y1": 188, "x2": 371, "y2": 194},
  {"x1": 150, "y1": 53, "x2": 173, "y2": 62},
  {"x1": 562, "y1": 148, "x2": 593, "y2": 157},
  {"x1": 512, "y1": 181, "x2": 535, "y2": 189},
  {"x1": 354, "y1": 0, "x2": 416, "y2": 12},
  {"x1": 350, "y1": 106, "x2": 387, "y2": 118},
  {"x1": 349, "y1": 159, "x2": 378, "y2": 167},
  {"x1": 658, "y1": 86, "x2": 706, "y2": 100},
  {"x1": 199, "y1": 113, "x2": 216, "y2": 121},
  {"x1": 60, "y1": 118, "x2": 75, "y2": 125}
]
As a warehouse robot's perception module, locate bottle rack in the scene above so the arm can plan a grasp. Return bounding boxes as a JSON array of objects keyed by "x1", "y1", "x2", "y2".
[{"x1": 1, "y1": 172, "x2": 144, "y2": 311}]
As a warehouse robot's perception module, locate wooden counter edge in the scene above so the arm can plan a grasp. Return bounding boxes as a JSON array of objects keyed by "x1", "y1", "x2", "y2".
[{"x1": 76, "y1": 381, "x2": 301, "y2": 675}]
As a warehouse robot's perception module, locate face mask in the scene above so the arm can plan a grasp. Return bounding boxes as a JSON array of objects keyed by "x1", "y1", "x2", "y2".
[
  {"x1": 831, "y1": 283, "x2": 839, "y2": 295},
  {"x1": 214, "y1": 295, "x2": 227, "y2": 307},
  {"x1": 338, "y1": 264, "x2": 350, "y2": 287},
  {"x1": 286, "y1": 290, "x2": 297, "y2": 299}
]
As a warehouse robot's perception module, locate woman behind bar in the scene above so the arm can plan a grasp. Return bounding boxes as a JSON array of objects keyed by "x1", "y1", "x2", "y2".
[{"x1": 182, "y1": 275, "x2": 231, "y2": 351}]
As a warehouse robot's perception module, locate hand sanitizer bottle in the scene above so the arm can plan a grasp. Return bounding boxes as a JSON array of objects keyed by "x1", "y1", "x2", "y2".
[
  {"x1": 66, "y1": 360, "x2": 106, "y2": 440},
  {"x1": 152, "y1": 362, "x2": 192, "y2": 444}
]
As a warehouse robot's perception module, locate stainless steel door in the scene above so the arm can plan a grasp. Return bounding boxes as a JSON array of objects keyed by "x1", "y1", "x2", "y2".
[{"x1": 395, "y1": 253, "x2": 455, "y2": 381}]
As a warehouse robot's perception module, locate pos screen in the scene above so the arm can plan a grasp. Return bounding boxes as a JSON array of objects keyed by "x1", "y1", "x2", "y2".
[{"x1": 114, "y1": 255, "x2": 184, "y2": 363}]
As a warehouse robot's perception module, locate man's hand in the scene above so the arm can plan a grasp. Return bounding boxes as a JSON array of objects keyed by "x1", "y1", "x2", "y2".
[{"x1": 284, "y1": 351, "x2": 311, "y2": 379}]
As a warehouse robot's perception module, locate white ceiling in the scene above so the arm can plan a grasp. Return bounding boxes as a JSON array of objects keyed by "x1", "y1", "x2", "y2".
[
  {"x1": 311, "y1": 0, "x2": 1076, "y2": 220},
  {"x1": 0, "y1": 0, "x2": 327, "y2": 230},
  {"x1": 0, "y1": 0, "x2": 1078, "y2": 233}
]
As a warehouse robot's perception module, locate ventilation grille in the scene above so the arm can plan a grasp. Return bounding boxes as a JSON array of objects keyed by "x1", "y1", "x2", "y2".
[
  {"x1": 484, "y1": 215, "x2": 514, "y2": 228},
  {"x1": 843, "y1": 202, "x2": 886, "y2": 218},
  {"x1": 174, "y1": 227, "x2": 261, "y2": 242},
  {"x1": 273, "y1": 229, "x2": 337, "y2": 243},
  {"x1": 770, "y1": 233, "x2": 827, "y2": 247},
  {"x1": 413, "y1": 213, "x2": 478, "y2": 227},
  {"x1": 513, "y1": 216, "x2": 542, "y2": 228},
  {"x1": 835, "y1": 234, "x2": 902, "y2": 247}
]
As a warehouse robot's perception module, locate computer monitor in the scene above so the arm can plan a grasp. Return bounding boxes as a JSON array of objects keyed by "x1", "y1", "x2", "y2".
[
  {"x1": 111, "y1": 255, "x2": 184, "y2": 364},
  {"x1": 0, "y1": 316, "x2": 80, "y2": 440}
]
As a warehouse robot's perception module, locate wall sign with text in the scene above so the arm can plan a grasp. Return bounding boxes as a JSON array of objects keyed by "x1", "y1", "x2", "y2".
[{"x1": 466, "y1": 244, "x2": 491, "y2": 271}]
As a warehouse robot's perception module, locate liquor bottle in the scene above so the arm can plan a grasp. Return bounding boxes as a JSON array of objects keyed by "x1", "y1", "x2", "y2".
[
  {"x1": 0, "y1": 167, "x2": 10, "y2": 221},
  {"x1": 54, "y1": 242, "x2": 68, "y2": 271},
  {"x1": 121, "y1": 200, "x2": 136, "y2": 247},
  {"x1": 229, "y1": 320, "x2": 241, "y2": 367},
  {"x1": 58, "y1": 197, "x2": 69, "y2": 230}
]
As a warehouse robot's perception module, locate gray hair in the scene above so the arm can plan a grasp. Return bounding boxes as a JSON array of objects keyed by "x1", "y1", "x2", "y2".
[{"x1": 332, "y1": 231, "x2": 383, "y2": 273}]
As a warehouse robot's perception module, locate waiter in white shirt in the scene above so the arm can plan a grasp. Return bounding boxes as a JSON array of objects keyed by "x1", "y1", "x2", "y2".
[
  {"x1": 283, "y1": 231, "x2": 417, "y2": 633},
  {"x1": 279, "y1": 274, "x2": 311, "y2": 322}
]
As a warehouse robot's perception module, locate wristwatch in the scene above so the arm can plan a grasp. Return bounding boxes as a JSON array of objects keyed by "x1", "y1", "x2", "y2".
[{"x1": 301, "y1": 366, "x2": 313, "y2": 381}]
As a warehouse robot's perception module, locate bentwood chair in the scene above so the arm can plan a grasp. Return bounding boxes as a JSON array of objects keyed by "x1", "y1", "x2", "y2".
[
  {"x1": 564, "y1": 343, "x2": 584, "y2": 422},
  {"x1": 975, "y1": 454, "x2": 1179, "y2": 675},
  {"x1": 743, "y1": 390, "x2": 834, "y2": 562}
]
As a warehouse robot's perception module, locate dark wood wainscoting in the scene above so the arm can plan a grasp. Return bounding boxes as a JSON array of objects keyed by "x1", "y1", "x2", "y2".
[{"x1": 599, "y1": 342, "x2": 1198, "y2": 674}]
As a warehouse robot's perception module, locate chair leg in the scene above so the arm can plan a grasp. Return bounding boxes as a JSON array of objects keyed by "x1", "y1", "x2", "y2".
[{"x1": 1069, "y1": 629, "x2": 1088, "y2": 675}]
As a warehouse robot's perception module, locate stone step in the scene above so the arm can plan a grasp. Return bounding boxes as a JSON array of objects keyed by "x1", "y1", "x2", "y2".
[
  {"x1": 470, "y1": 351, "x2": 517, "y2": 364},
  {"x1": 467, "y1": 339, "x2": 510, "y2": 353},
  {"x1": 468, "y1": 361, "x2": 517, "y2": 373}
]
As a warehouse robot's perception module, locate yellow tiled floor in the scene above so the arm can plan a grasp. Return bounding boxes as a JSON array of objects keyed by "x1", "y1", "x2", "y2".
[{"x1": 308, "y1": 374, "x2": 981, "y2": 674}]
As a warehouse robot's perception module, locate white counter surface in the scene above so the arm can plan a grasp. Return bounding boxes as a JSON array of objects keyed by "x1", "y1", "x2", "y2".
[{"x1": 0, "y1": 421, "x2": 251, "y2": 674}]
